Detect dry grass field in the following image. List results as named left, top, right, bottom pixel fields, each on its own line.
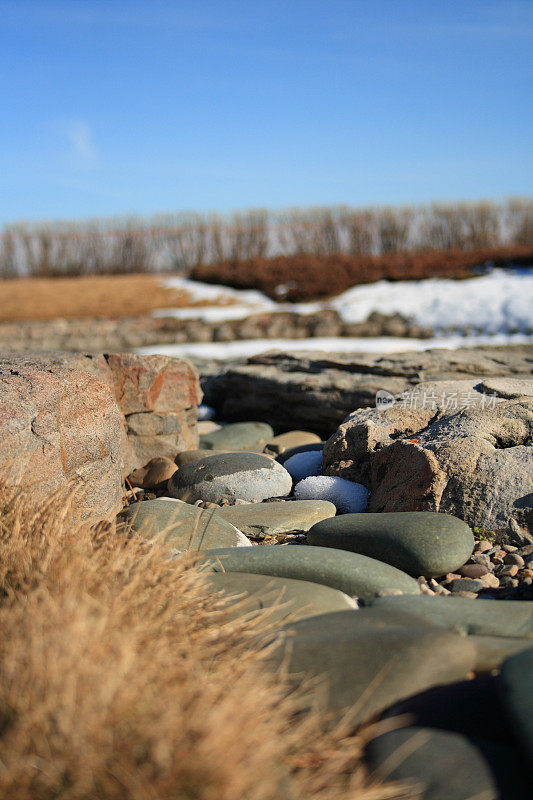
left=0, top=274, right=229, bottom=323
left=0, top=481, right=404, bottom=800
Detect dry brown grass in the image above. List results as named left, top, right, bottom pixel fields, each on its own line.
left=0, top=481, right=407, bottom=800
left=0, top=274, right=232, bottom=323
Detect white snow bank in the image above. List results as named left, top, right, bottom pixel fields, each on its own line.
left=157, top=269, right=533, bottom=335
left=283, top=451, right=323, bottom=481
left=329, top=268, right=533, bottom=334
left=294, top=476, right=370, bottom=513
left=136, top=332, right=533, bottom=361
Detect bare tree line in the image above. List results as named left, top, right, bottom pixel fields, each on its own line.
left=1, top=198, right=532, bottom=279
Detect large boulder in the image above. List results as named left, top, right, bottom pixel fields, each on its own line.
left=324, top=377, right=533, bottom=534
left=105, top=353, right=201, bottom=472
left=202, top=345, right=533, bottom=436
left=0, top=352, right=124, bottom=521
left=0, top=351, right=203, bottom=520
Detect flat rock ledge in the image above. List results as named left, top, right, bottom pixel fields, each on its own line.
left=202, top=344, right=533, bottom=436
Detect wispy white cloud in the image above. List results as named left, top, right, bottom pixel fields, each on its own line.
left=64, top=120, right=98, bottom=166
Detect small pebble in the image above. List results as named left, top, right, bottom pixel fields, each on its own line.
left=457, top=564, right=489, bottom=578
left=503, top=553, right=525, bottom=567
left=470, top=553, right=492, bottom=567
left=496, top=565, right=519, bottom=578
left=446, top=578, right=484, bottom=594
left=479, top=573, right=500, bottom=588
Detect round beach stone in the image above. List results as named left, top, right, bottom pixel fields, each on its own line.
left=118, top=498, right=251, bottom=550
left=470, top=635, right=533, bottom=673
left=127, top=456, right=177, bottom=489
left=283, top=450, right=323, bottom=481
left=214, top=499, right=336, bottom=540
left=203, top=572, right=357, bottom=625
left=278, top=442, right=324, bottom=465
left=194, top=544, right=421, bottom=601
left=267, top=608, right=475, bottom=726
left=294, top=476, right=370, bottom=513
left=168, top=452, right=292, bottom=504
left=175, top=448, right=229, bottom=467
left=265, top=430, right=321, bottom=455
left=500, top=648, right=533, bottom=762
left=197, top=420, right=222, bottom=435
left=371, top=595, right=533, bottom=638
left=199, top=421, right=274, bottom=451
left=365, top=727, right=528, bottom=800
left=307, top=512, right=474, bottom=578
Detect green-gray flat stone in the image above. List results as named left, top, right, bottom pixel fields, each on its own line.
left=200, top=422, right=274, bottom=451
left=193, top=545, right=420, bottom=601
left=167, top=452, right=292, bottom=504
left=214, top=500, right=336, bottom=540
left=372, top=595, right=533, bottom=638
left=470, top=635, right=533, bottom=673
left=118, top=498, right=251, bottom=550
left=307, top=512, right=474, bottom=578
left=365, top=727, right=528, bottom=800
left=500, top=649, right=533, bottom=762
left=202, top=572, right=357, bottom=625
left=267, top=608, right=475, bottom=726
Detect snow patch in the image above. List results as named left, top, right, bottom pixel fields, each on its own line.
left=198, top=404, right=216, bottom=421
left=136, top=332, right=533, bottom=361
left=161, top=276, right=276, bottom=308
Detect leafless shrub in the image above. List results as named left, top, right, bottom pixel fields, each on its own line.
left=375, top=207, right=414, bottom=254
left=507, top=197, right=533, bottom=245
left=462, top=201, right=501, bottom=248
left=1, top=200, right=531, bottom=279
left=346, top=210, right=377, bottom=255
left=0, top=226, right=18, bottom=278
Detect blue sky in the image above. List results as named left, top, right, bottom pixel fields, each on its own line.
left=1, top=0, right=532, bottom=224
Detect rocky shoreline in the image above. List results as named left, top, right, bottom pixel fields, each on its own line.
left=120, top=413, right=533, bottom=795
left=1, top=344, right=532, bottom=797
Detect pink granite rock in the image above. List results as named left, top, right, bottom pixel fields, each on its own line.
left=0, top=353, right=124, bottom=521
